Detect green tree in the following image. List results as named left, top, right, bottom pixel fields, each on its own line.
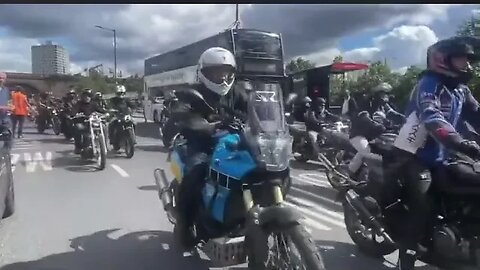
left=286, top=57, right=315, bottom=74
left=329, top=55, right=349, bottom=103
left=333, top=55, right=343, bottom=63
left=351, top=61, right=396, bottom=93
left=456, top=16, right=480, bottom=99
left=392, top=65, right=423, bottom=109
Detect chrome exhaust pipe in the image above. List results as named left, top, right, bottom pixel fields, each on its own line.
left=345, top=189, right=395, bottom=245
left=153, top=168, right=173, bottom=211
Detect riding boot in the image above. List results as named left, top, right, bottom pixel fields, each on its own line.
left=398, top=248, right=416, bottom=270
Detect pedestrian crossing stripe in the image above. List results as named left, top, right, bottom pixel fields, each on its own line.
left=11, top=152, right=53, bottom=172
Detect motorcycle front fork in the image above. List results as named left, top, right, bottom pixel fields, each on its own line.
left=242, top=186, right=284, bottom=211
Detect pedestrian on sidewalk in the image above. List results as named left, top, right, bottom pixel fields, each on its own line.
left=11, top=85, right=31, bottom=139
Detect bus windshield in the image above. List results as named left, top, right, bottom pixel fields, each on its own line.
left=235, top=30, right=282, bottom=60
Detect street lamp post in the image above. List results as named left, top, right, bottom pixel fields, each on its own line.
left=95, top=25, right=117, bottom=83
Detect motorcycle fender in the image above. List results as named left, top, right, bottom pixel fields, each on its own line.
left=245, top=205, right=302, bottom=262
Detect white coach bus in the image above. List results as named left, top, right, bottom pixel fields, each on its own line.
left=143, top=28, right=286, bottom=123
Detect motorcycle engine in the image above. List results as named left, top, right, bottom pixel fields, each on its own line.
left=433, top=224, right=470, bottom=261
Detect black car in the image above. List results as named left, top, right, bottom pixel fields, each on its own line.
left=0, top=129, right=14, bottom=220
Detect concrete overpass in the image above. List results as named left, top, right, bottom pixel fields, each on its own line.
left=4, top=72, right=79, bottom=96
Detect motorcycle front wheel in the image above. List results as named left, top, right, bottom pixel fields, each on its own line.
left=96, top=134, right=107, bottom=170
left=36, top=119, right=46, bottom=134
left=52, top=117, right=61, bottom=135
left=124, top=129, right=135, bottom=159
left=247, top=223, right=325, bottom=270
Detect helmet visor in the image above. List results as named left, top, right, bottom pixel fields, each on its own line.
left=201, top=65, right=235, bottom=85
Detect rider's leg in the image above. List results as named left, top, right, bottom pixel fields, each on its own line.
left=396, top=160, right=433, bottom=270
left=108, top=119, right=115, bottom=145
left=348, top=135, right=370, bottom=177
left=175, top=151, right=209, bottom=250
left=307, top=130, right=321, bottom=157
left=73, top=123, right=83, bottom=154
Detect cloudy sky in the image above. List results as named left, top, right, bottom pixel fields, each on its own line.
left=0, top=4, right=478, bottom=76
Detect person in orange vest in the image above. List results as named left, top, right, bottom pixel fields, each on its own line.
left=11, top=85, right=31, bottom=139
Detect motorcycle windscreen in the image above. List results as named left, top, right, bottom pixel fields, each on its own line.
left=244, top=81, right=292, bottom=172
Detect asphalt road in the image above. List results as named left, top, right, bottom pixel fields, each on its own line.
left=0, top=116, right=435, bottom=270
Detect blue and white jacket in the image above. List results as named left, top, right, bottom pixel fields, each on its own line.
left=394, top=71, right=480, bottom=167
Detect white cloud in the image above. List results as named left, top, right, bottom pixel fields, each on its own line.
left=343, top=25, right=438, bottom=70
left=69, top=62, right=84, bottom=75
left=0, top=37, right=40, bottom=73
left=299, top=48, right=342, bottom=67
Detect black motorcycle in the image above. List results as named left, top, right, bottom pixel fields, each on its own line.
left=159, top=97, right=180, bottom=148
left=109, top=109, right=136, bottom=158
left=323, top=126, right=480, bottom=269
left=59, top=107, right=75, bottom=140
left=36, top=103, right=61, bottom=135
left=289, top=121, right=354, bottom=166
left=73, top=112, right=108, bottom=170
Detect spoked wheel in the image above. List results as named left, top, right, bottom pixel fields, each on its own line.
left=247, top=224, right=325, bottom=270
left=96, top=134, right=107, bottom=170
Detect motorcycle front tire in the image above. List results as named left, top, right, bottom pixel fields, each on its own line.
left=98, top=134, right=107, bottom=170
left=247, top=223, right=325, bottom=270
left=37, top=121, right=46, bottom=134
left=124, top=129, right=135, bottom=159
left=53, top=118, right=61, bottom=135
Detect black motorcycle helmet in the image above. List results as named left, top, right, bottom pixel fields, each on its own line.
left=372, top=82, right=393, bottom=105
left=80, top=88, right=93, bottom=102
left=302, top=96, right=312, bottom=109
left=427, top=36, right=479, bottom=84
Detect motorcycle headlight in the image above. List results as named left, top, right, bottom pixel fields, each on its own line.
left=256, top=133, right=293, bottom=172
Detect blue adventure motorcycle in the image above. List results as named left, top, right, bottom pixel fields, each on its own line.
left=154, top=83, right=326, bottom=269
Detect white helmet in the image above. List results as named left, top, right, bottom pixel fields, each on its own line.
left=116, top=85, right=126, bottom=96
left=197, top=47, right=236, bottom=96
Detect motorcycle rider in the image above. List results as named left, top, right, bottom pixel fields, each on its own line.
left=304, top=97, right=343, bottom=157
left=385, top=37, right=480, bottom=270
left=71, top=88, right=107, bottom=154
left=369, top=82, right=406, bottom=128
left=62, top=89, right=77, bottom=110
left=93, top=91, right=107, bottom=109
left=172, top=47, right=237, bottom=251
left=108, top=85, right=135, bottom=149
left=347, top=90, right=387, bottom=179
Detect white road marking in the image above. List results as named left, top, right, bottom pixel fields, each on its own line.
left=298, top=216, right=331, bottom=231
left=11, top=153, right=20, bottom=172
left=299, top=173, right=329, bottom=184
left=24, top=152, right=53, bottom=172
left=292, top=175, right=330, bottom=188
left=290, top=185, right=340, bottom=206
left=290, top=196, right=344, bottom=220
left=284, top=200, right=346, bottom=229
left=110, top=164, right=130, bottom=178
